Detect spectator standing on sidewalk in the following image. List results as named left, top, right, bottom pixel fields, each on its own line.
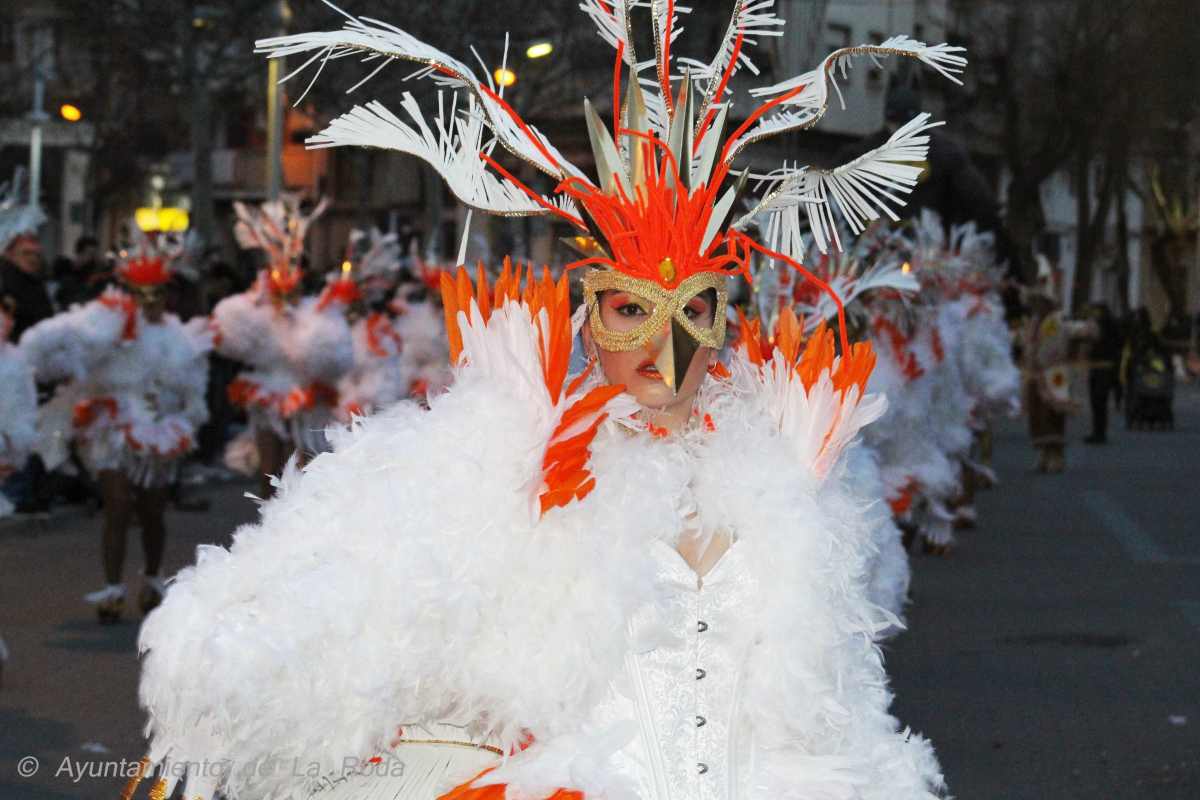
left=0, top=233, right=52, bottom=339
left=1085, top=302, right=1121, bottom=444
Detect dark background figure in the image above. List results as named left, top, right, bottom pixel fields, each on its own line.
left=165, top=263, right=205, bottom=321
left=1122, top=307, right=1162, bottom=382
left=1159, top=310, right=1192, bottom=379
left=841, top=84, right=1021, bottom=317
left=1085, top=302, right=1120, bottom=444
left=874, top=86, right=1004, bottom=236
left=195, top=254, right=246, bottom=466
left=0, top=234, right=53, bottom=340
left=54, top=235, right=107, bottom=309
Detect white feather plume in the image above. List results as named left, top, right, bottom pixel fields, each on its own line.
left=724, top=36, right=966, bottom=161
left=682, top=0, right=784, bottom=126
left=310, top=94, right=578, bottom=219
left=735, top=114, right=943, bottom=253
left=258, top=6, right=585, bottom=182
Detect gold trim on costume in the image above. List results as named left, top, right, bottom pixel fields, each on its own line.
left=391, top=738, right=504, bottom=756
left=119, top=757, right=150, bottom=800
left=582, top=269, right=728, bottom=352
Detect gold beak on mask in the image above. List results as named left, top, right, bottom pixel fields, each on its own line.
left=583, top=268, right=727, bottom=395
left=649, top=316, right=705, bottom=393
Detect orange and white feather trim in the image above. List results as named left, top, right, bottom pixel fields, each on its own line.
left=735, top=307, right=885, bottom=479
left=441, top=261, right=636, bottom=519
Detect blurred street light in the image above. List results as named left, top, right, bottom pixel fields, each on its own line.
left=135, top=207, right=190, bottom=233
left=494, top=67, right=517, bottom=88
left=60, top=104, right=82, bottom=123
left=526, top=41, right=553, bottom=59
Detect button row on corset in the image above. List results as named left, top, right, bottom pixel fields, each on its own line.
left=697, top=618, right=709, bottom=777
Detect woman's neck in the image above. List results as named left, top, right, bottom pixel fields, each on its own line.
left=642, top=390, right=704, bottom=433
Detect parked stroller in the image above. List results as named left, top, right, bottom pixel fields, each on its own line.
left=1124, top=345, right=1175, bottom=429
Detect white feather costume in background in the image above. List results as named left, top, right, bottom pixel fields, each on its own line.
left=19, top=289, right=212, bottom=487
left=0, top=172, right=43, bottom=671
left=906, top=213, right=1018, bottom=425
left=218, top=195, right=354, bottom=460
left=331, top=229, right=412, bottom=421
left=847, top=210, right=1018, bottom=547
left=958, top=293, right=1019, bottom=424
left=216, top=284, right=355, bottom=458
left=861, top=303, right=958, bottom=523
left=906, top=316, right=972, bottom=547
left=336, top=311, right=407, bottom=420
left=136, top=271, right=942, bottom=800
left=0, top=328, right=37, bottom=517
left=393, top=285, right=452, bottom=401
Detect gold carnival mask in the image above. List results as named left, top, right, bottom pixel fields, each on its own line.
left=583, top=266, right=728, bottom=392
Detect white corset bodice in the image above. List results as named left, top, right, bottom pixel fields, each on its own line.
left=592, top=539, right=761, bottom=800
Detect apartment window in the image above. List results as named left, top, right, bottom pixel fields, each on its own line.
left=826, top=22, right=852, bottom=53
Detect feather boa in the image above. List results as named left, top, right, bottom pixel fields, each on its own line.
left=139, top=352, right=941, bottom=800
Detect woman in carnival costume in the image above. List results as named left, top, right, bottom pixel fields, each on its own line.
left=330, top=228, right=412, bottom=422
left=825, top=214, right=980, bottom=557
left=214, top=194, right=354, bottom=496
left=20, top=231, right=213, bottom=621
left=0, top=173, right=42, bottom=520
left=0, top=303, right=37, bottom=685
left=0, top=305, right=37, bottom=515
left=132, top=2, right=967, bottom=798
left=906, top=211, right=1020, bottom=529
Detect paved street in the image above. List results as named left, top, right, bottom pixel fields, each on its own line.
left=890, top=387, right=1200, bottom=798
left=2, top=390, right=1199, bottom=799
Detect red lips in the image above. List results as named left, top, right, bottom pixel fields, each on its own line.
left=636, top=358, right=661, bottom=379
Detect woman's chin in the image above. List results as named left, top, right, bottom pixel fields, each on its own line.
left=626, top=379, right=685, bottom=410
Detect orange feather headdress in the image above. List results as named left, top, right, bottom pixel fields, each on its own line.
left=259, top=1, right=965, bottom=378
left=115, top=227, right=185, bottom=295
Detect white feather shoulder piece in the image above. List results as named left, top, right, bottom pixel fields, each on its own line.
left=730, top=311, right=886, bottom=480
left=0, top=342, right=36, bottom=467
left=18, top=292, right=129, bottom=382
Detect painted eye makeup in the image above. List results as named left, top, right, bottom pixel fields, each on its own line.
left=683, top=298, right=710, bottom=320
left=606, top=293, right=651, bottom=318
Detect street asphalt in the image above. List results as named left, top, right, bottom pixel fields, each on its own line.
left=1, top=388, right=1198, bottom=799
left=889, top=386, right=1200, bottom=799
